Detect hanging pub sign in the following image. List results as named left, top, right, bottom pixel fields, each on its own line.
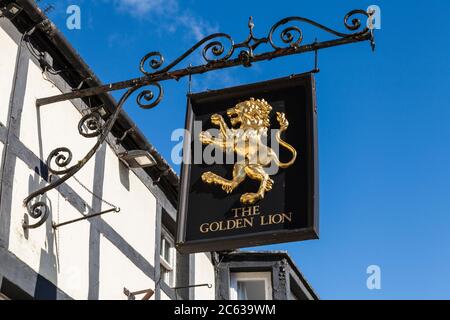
left=176, top=73, right=319, bottom=253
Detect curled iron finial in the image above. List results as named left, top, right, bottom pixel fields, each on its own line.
left=78, top=108, right=104, bottom=138
left=23, top=201, right=49, bottom=229
left=248, top=16, right=255, bottom=36
left=344, top=9, right=366, bottom=31
left=46, top=147, right=73, bottom=175
left=136, top=82, right=164, bottom=109
left=201, top=34, right=235, bottom=63
left=140, top=52, right=165, bottom=75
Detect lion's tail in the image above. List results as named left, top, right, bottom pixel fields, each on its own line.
left=275, top=112, right=297, bottom=169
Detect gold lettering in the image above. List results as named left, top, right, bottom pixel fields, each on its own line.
left=200, top=223, right=209, bottom=233
left=232, top=205, right=261, bottom=218
left=227, top=219, right=236, bottom=230
left=209, top=222, right=220, bottom=232
left=243, top=217, right=254, bottom=228
left=232, top=208, right=241, bottom=219
left=260, top=212, right=293, bottom=226
left=199, top=211, right=264, bottom=233
left=282, top=213, right=292, bottom=223
left=272, top=214, right=283, bottom=224
left=260, top=215, right=269, bottom=225
left=242, top=206, right=252, bottom=217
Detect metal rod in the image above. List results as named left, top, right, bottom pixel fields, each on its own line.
left=52, top=207, right=120, bottom=229
left=123, top=287, right=154, bottom=300
left=129, top=289, right=154, bottom=296
left=36, top=33, right=370, bottom=107
left=172, top=283, right=213, bottom=290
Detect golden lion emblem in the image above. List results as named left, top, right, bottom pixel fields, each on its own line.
left=199, top=98, right=297, bottom=205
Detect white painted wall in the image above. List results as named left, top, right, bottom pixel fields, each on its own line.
left=0, top=27, right=17, bottom=126
left=98, top=235, right=155, bottom=300
left=160, top=290, right=171, bottom=300
left=0, top=26, right=17, bottom=172
left=194, top=253, right=215, bottom=300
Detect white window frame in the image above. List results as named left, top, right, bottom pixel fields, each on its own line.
left=160, top=229, right=176, bottom=287
left=229, top=272, right=273, bottom=300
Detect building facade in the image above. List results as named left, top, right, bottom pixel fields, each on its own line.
left=0, top=0, right=317, bottom=300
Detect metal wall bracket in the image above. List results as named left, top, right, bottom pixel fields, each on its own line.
left=23, top=9, right=376, bottom=230
left=172, top=283, right=213, bottom=291
left=51, top=207, right=120, bottom=229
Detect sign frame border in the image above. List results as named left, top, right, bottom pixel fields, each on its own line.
left=177, top=73, right=319, bottom=253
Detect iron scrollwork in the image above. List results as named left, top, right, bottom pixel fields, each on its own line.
left=23, top=9, right=375, bottom=229
left=78, top=107, right=104, bottom=138
left=139, top=9, right=374, bottom=76
left=136, top=82, right=164, bottom=109
left=23, top=85, right=147, bottom=229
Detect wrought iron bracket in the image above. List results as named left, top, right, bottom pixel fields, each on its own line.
left=51, top=207, right=120, bottom=229
left=23, top=10, right=376, bottom=230
left=172, top=283, right=213, bottom=291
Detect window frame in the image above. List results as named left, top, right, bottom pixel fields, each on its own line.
left=160, top=227, right=176, bottom=287
left=229, top=271, right=273, bottom=300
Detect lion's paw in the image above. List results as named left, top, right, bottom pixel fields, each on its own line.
left=199, top=131, right=212, bottom=144
left=265, top=179, right=274, bottom=191
left=211, top=114, right=223, bottom=126
left=201, top=172, right=216, bottom=184
left=240, top=193, right=260, bottom=205
left=222, top=183, right=235, bottom=194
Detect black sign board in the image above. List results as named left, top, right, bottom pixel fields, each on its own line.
left=177, top=73, right=319, bottom=253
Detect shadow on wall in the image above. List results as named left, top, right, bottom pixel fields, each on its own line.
left=119, top=159, right=130, bottom=191
left=28, top=166, right=58, bottom=300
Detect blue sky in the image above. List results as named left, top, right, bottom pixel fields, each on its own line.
left=43, top=0, right=450, bottom=299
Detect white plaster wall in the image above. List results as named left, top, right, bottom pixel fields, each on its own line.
left=6, top=57, right=159, bottom=299
left=194, top=253, right=215, bottom=300
left=98, top=235, right=155, bottom=300
left=100, top=147, right=156, bottom=267
left=8, top=61, right=99, bottom=299
left=160, top=290, right=171, bottom=300
left=20, top=62, right=93, bottom=163
left=0, top=27, right=17, bottom=126
left=7, top=157, right=61, bottom=284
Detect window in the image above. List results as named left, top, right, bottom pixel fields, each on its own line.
left=230, top=272, right=272, bottom=300
left=160, top=231, right=176, bottom=287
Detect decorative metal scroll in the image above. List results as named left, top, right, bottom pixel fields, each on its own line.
left=23, top=10, right=375, bottom=229
left=23, top=85, right=159, bottom=229
left=140, top=9, right=374, bottom=76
